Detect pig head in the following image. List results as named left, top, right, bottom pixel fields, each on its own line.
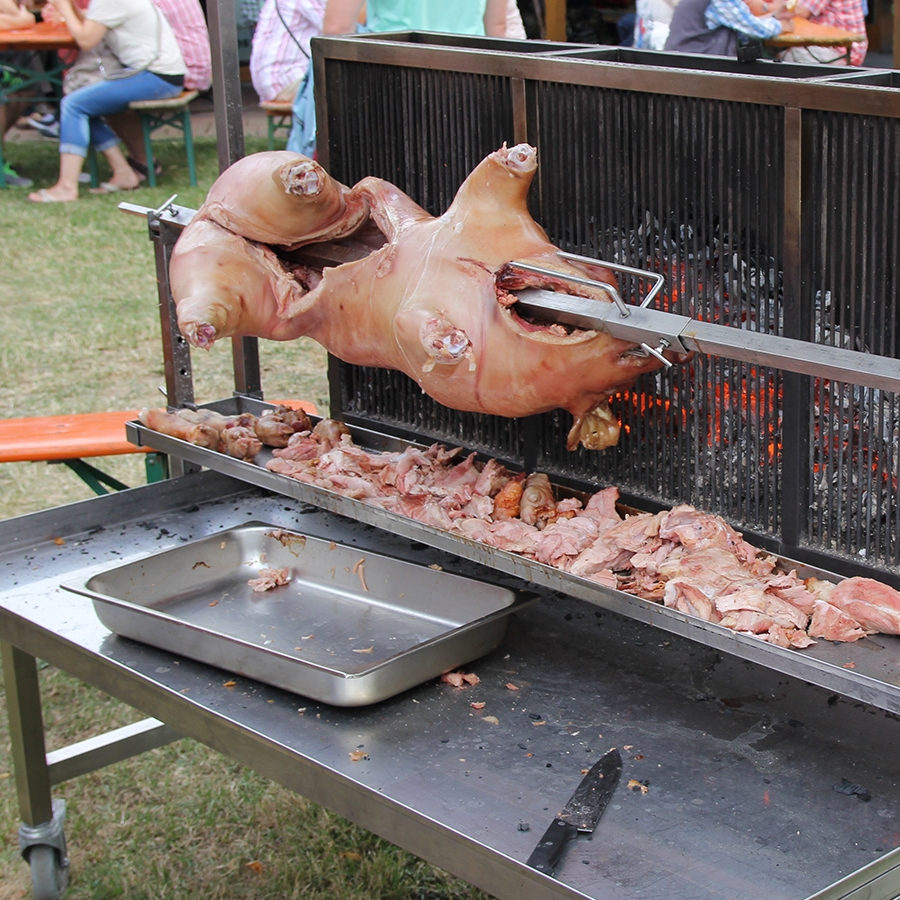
left=170, top=145, right=685, bottom=451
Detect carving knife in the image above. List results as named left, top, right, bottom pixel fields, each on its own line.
left=526, top=747, right=623, bottom=877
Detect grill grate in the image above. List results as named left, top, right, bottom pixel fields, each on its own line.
left=526, top=84, right=785, bottom=534
left=325, top=63, right=515, bottom=212
left=318, top=43, right=900, bottom=583
left=806, top=112, right=900, bottom=567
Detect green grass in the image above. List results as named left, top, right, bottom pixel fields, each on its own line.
left=0, top=136, right=488, bottom=899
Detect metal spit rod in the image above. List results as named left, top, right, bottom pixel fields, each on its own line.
left=121, top=201, right=900, bottom=393
left=510, top=266, right=900, bottom=394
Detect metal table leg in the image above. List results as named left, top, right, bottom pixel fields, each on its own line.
left=2, top=640, right=70, bottom=899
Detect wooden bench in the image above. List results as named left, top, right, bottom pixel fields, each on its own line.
left=0, top=411, right=164, bottom=495
left=0, top=401, right=320, bottom=496
left=259, top=99, right=293, bottom=150
left=128, top=90, right=200, bottom=187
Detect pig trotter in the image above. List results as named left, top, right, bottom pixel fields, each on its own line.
left=567, top=402, right=621, bottom=452
left=186, top=322, right=218, bottom=350
left=281, top=159, right=327, bottom=197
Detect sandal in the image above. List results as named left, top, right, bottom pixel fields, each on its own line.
left=28, top=188, right=74, bottom=203
left=89, top=181, right=140, bottom=195
left=126, top=156, right=163, bottom=179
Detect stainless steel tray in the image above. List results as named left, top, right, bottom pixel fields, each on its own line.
left=63, top=523, right=533, bottom=706
left=126, top=398, right=900, bottom=715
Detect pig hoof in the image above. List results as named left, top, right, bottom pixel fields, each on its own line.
left=183, top=322, right=218, bottom=349
left=496, top=143, right=537, bottom=174
left=281, top=160, right=325, bottom=198
left=567, top=403, right=620, bottom=451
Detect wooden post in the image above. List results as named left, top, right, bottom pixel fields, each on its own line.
left=894, top=0, right=899, bottom=67
left=545, top=0, right=567, bottom=42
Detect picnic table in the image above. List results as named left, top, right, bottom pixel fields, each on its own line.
left=0, top=20, right=75, bottom=186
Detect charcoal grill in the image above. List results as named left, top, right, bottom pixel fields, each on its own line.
left=309, top=35, right=900, bottom=587
left=5, top=24, right=900, bottom=900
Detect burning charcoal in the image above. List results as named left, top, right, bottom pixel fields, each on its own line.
left=833, top=779, right=871, bottom=802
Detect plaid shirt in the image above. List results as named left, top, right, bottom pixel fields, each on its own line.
left=705, top=0, right=783, bottom=39
left=801, top=0, right=867, bottom=65
left=249, top=0, right=325, bottom=103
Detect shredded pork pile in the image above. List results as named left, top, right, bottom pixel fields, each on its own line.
left=259, top=420, right=900, bottom=650
left=140, top=409, right=900, bottom=649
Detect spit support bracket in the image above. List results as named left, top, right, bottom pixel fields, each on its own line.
left=118, top=200, right=196, bottom=234
left=510, top=255, right=900, bottom=394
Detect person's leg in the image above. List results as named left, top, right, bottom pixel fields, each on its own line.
left=27, top=151, right=83, bottom=201
left=103, top=109, right=149, bottom=175
left=27, top=90, right=89, bottom=200
left=273, top=77, right=301, bottom=103
left=30, top=73, right=181, bottom=199
left=85, top=74, right=181, bottom=184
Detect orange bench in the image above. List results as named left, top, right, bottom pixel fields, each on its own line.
left=0, top=411, right=163, bottom=495
left=0, top=401, right=319, bottom=495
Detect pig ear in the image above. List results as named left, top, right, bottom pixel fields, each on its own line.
left=567, top=402, right=621, bottom=451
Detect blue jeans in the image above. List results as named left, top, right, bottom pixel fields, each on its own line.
left=59, top=71, right=182, bottom=157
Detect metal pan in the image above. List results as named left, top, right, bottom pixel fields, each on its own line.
left=63, top=523, right=535, bottom=706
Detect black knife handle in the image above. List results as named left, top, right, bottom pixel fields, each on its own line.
left=526, top=817, right=579, bottom=875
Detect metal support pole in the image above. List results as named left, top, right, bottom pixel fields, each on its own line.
left=780, top=106, right=812, bottom=550
left=205, top=0, right=263, bottom=397
left=147, top=202, right=201, bottom=477
left=205, top=0, right=244, bottom=173
left=2, top=641, right=53, bottom=827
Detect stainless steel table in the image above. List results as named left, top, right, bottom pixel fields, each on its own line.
left=3, top=470, right=900, bottom=900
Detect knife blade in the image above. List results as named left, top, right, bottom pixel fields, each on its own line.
left=526, top=747, right=622, bottom=876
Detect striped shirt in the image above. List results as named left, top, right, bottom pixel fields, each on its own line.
left=250, top=0, right=325, bottom=103
left=800, top=0, right=867, bottom=65
left=154, top=0, right=211, bottom=90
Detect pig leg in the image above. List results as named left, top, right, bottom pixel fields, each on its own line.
left=171, top=218, right=316, bottom=349
left=567, top=402, right=621, bottom=452
left=199, top=151, right=370, bottom=248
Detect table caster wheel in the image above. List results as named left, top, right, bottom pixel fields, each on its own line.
left=28, top=844, right=69, bottom=900
left=19, top=799, right=70, bottom=900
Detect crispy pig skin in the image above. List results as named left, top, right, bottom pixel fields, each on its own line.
left=137, top=408, right=219, bottom=449
left=171, top=145, right=688, bottom=450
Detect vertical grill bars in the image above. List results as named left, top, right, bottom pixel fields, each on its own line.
left=806, top=111, right=900, bottom=568
left=526, top=83, right=784, bottom=536
left=319, top=44, right=900, bottom=581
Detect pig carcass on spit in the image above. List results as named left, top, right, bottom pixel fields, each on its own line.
left=170, top=146, right=687, bottom=451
